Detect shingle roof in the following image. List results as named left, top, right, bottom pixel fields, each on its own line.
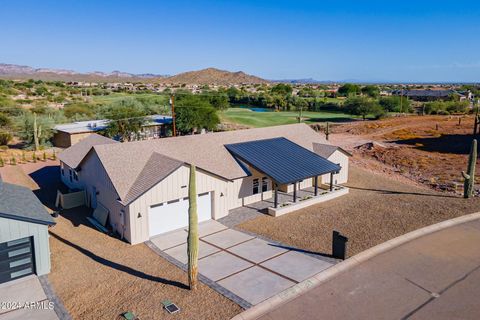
left=0, top=177, right=55, bottom=225
left=122, top=152, right=184, bottom=204
left=93, top=123, right=331, bottom=201
left=58, top=133, right=118, bottom=169
left=313, top=143, right=353, bottom=158
left=225, top=138, right=341, bottom=184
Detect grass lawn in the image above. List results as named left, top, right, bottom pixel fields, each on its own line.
left=220, top=107, right=356, bottom=128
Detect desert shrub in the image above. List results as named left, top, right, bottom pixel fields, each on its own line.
left=424, top=101, right=469, bottom=115
left=0, top=131, right=12, bottom=145
left=63, top=102, right=96, bottom=119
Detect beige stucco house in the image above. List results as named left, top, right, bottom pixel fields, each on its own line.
left=59, top=123, right=350, bottom=245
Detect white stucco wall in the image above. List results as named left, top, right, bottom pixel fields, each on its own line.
left=321, top=150, right=349, bottom=185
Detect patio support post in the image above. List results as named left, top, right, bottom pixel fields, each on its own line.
left=314, top=176, right=318, bottom=196
left=330, top=172, right=334, bottom=191
left=274, top=183, right=278, bottom=208
left=293, top=182, right=297, bottom=202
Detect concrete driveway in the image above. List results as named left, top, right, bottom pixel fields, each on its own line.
left=0, top=275, right=58, bottom=320
left=149, top=220, right=336, bottom=306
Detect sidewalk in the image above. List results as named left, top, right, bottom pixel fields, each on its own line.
left=253, top=218, right=480, bottom=320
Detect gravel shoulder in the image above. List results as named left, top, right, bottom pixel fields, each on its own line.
left=237, top=165, right=480, bottom=257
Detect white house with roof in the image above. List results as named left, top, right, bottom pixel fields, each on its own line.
left=58, top=123, right=350, bottom=245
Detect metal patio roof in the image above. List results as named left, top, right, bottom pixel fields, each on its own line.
left=225, top=137, right=341, bottom=185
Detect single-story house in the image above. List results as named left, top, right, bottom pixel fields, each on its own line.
left=391, top=89, right=467, bottom=102
left=58, top=123, right=350, bottom=245
left=53, top=115, right=173, bottom=148
left=0, top=176, right=55, bottom=284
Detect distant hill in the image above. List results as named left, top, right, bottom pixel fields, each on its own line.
left=0, top=63, right=268, bottom=85
left=0, top=63, right=167, bottom=82
left=161, top=67, right=268, bottom=85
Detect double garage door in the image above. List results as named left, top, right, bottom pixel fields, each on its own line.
left=148, top=192, right=212, bottom=237
left=0, top=237, right=35, bottom=284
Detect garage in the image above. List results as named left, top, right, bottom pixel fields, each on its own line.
left=0, top=237, right=35, bottom=284
left=0, top=177, right=56, bottom=284
left=149, top=192, right=212, bottom=237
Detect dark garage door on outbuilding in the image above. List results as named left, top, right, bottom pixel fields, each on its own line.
left=0, top=177, right=55, bottom=284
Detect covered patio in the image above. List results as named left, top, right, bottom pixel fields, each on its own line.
left=225, top=137, right=349, bottom=217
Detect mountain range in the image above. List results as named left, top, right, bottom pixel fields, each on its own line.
left=0, top=63, right=268, bottom=85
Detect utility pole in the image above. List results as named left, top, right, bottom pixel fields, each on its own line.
left=170, top=94, right=176, bottom=137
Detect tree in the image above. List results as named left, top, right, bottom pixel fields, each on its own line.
left=379, top=96, right=412, bottom=113
left=344, top=96, right=385, bottom=120
left=361, top=85, right=380, bottom=98
left=175, top=93, right=220, bottom=134
left=338, top=83, right=360, bottom=97
left=103, top=102, right=147, bottom=142
left=270, top=83, right=293, bottom=96
left=187, top=164, right=199, bottom=290
left=209, top=94, right=229, bottom=111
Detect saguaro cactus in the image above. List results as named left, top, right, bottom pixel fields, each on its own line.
left=33, top=113, right=42, bottom=151
left=462, top=139, right=477, bottom=198
left=325, top=122, right=330, bottom=140
left=187, top=164, right=199, bottom=290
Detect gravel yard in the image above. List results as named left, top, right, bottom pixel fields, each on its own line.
left=48, top=209, right=242, bottom=320
left=0, top=162, right=242, bottom=320
left=237, top=165, right=480, bottom=257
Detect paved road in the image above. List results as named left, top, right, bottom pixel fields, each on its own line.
left=258, top=219, right=480, bottom=320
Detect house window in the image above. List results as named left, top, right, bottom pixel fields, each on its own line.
left=60, top=163, right=64, bottom=176
left=253, top=178, right=259, bottom=194
left=73, top=171, right=78, bottom=181
left=69, top=169, right=73, bottom=182
left=262, top=177, right=268, bottom=192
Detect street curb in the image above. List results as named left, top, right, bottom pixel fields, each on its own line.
left=231, top=211, right=480, bottom=320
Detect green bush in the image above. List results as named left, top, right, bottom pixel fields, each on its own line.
left=0, top=131, right=12, bottom=146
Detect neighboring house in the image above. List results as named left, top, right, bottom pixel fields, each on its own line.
left=58, top=123, right=350, bottom=245
left=391, top=89, right=467, bottom=102
left=0, top=176, right=55, bottom=284
left=53, top=115, right=173, bottom=148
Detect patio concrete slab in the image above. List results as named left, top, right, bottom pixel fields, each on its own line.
left=164, top=241, right=221, bottom=264
left=218, top=266, right=295, bottom=305
left=150, top=229, right=187, bottom=250
left=202, top=229, right=255, bottom=249
left=228, top=238, right=288, bottom=263
left=261, top=251, right=333, bottom=282
left=198, top=251, right=253, bottom=281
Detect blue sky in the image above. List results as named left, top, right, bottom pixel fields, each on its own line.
left=1, top=0, right=479, bottom=82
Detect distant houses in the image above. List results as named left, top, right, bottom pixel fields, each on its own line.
left=391, top=89, right=472, bottom=102
left=53, top=114, right=172, bottom=147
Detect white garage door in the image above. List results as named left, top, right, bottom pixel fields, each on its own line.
left=148, top=192, right=212, bottom=237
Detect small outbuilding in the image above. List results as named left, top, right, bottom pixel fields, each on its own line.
left=0, top=177, right=55, bottom=284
